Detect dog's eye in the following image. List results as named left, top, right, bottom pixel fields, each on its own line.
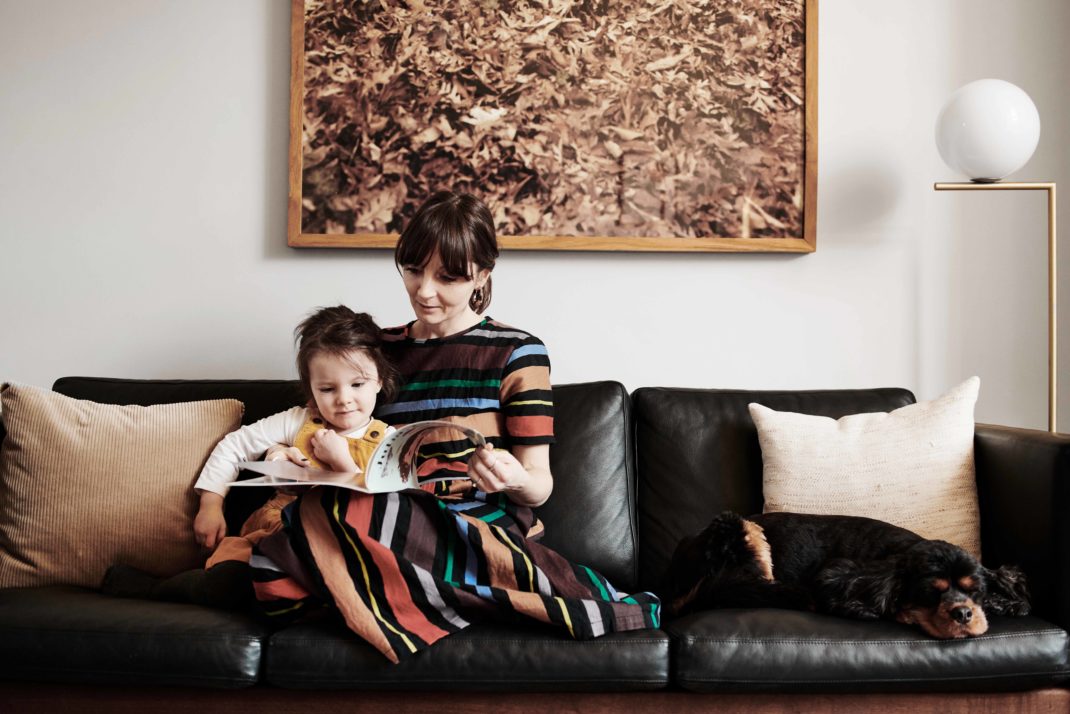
left=930, top=578, right=950, bottom=594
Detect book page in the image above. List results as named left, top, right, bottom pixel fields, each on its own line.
left=363, top=420, right=486, bottom=492
left=227, top=420, right=485, bottom=493
left=230, top=460, right=372, bottom=491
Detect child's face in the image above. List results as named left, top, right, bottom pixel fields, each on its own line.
left=308, top=349, right=381, bottom=432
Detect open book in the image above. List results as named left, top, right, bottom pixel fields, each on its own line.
left=229, top=420, right=485, bottom=493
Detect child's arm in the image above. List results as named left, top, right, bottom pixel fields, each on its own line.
left=193, top=491, right=227, bottom=549
left=193, top=407, right=308, bottom=544
left=194, top=407, right=308, bottom=495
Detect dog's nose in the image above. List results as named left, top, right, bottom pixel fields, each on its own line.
left=951, top=606, right=973, bottom=624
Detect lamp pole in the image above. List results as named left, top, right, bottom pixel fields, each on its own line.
left=934, top=182, right=1058, bottom=433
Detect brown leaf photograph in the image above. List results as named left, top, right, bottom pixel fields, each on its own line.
left=288, top=0, right=816, bottom=252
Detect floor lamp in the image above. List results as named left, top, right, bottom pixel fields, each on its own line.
left=932, top=182, right=1057, bottom=432
left=934, top=79, right=1058, bottom=432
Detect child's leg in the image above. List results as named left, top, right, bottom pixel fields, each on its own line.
left=102, top=561, right=253, bottom=610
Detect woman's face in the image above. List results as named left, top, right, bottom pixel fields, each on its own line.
left=401, top=251, right=489, bottom=338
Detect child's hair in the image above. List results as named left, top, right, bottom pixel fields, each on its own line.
left=394, top=190, right=499, bottom=313
left=294, top=306, right=399, bottom=404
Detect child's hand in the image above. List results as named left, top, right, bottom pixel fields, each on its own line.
left=194, top=492, right=227, bottom=550
left=265, top=445, right=310, bottom=466
left=310, top=429, right=358, bottom=472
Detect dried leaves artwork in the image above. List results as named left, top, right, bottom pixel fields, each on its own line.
left=299, top=0, right=806, bottom=241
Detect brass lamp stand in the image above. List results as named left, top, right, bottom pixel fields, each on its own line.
left=933, top=182, right=1058, bottom=432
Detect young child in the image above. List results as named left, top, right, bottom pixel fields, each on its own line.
left=102, top=305, right=398, bottom=607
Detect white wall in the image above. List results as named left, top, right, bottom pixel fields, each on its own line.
left=2, top=0, right=1067, bottom=431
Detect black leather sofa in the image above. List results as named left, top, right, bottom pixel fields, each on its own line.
left=1, top=377, right=1068, bottom=713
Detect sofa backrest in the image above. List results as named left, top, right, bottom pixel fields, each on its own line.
left=536, top=381, right=638, bottom=591
left=50, top=377, right=640, bottom=592
left=631, top=386, right=916, bottom=592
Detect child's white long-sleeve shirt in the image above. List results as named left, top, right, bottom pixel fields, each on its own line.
left=193, top=406, right=382, bottom=497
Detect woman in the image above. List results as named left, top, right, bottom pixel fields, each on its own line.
left=253, top=191, right=659, bottom=663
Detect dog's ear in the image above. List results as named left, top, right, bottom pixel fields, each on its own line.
left=981, top=565, right=1031, bottom=616
left=663, top=511, right=749, bottom=607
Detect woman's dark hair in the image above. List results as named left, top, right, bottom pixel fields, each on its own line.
left=294, top=305, right=399, bottom=404
left=394, top=191, right=499, bottom=313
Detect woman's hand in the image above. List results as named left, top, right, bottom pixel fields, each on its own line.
left=193, top=491, right=227, bottom=549
left=310, top=429, right=358, bottom=472
left=468, top=443, right=553, bottom=507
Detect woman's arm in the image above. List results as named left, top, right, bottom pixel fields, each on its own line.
left=468, top=443, right=553, bottom=508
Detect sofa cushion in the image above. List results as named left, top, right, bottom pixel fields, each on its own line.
left=265, top=616, right=669, bottom=691
left=752, top=376, right=981, bottom=557
left=536, top=381, right=637, bottom=590
left=0, top=383, right=242, bottom=588
left=52, top=377, right=307, bottom=537
left=633, top=387, right=915, bottom=591
left=668, top=609, right=1070, bottom=693
left=0, top=586, right=267, bottom=689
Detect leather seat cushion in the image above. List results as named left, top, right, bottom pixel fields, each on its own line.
left=668, top=609, right=1070, bottom=693
left=265, top=616, right=669, bottom=691
left=0, top=586, right=267, bottom=689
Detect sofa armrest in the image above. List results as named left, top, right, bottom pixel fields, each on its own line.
left=975, top=423, right=1070, bottom=628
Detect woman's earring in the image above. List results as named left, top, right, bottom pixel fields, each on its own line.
left=472, top=286, right=484, bottom=304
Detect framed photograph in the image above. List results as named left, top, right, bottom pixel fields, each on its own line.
left=288, top=0, right=817, bottom=253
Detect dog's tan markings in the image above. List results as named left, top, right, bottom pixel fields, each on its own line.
left=897, top=601, right=988, bottom=638
left=672, top=579, right=706, bottom=615
left=932, top=578, right=950, bottom=593
left=958, top=575, right=977, bottom=590
left=960, top=600, right=988, bottom=637
left=741, top=519, right=774, bottom=581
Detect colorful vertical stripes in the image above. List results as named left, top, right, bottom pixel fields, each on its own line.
left=251, top=487, right=661, bottom=662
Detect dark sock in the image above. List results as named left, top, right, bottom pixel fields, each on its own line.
left=152, top=561, right=254, bottom=610
left=101, top=564, right=161, bottom=599
left=101, top=562, right=253, bottom=610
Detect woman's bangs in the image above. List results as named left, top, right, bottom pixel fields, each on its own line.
left=435, top=219, right=474, bottom=278
left=397, top=214, right=473, bottom=278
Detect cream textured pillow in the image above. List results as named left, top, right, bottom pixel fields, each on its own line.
left=749, top=377, right=981, bottom=557
left=0, top=383, right=242, bottom=588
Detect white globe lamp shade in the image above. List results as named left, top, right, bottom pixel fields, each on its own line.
left=934, top=79, right=1040, bottom=182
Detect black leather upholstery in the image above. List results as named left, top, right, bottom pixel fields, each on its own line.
left=266, top=617, right=669, bottom=691
left=668, top=609, right=1069, bottom=693
left=52, top=376, right=305, bottom=425
left=536, top=381, right=637, bottom=590
left=975, top=423, right=1070, bottom=629
left=0, top=586, right=266, bottom=688
left=632, top=387, right=915, bottom=591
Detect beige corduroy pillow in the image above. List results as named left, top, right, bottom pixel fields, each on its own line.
left=749, top=377, right=981, bottom=557
left=0, top=383, right=242, bottom=588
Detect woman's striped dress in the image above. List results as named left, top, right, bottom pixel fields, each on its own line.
left=250, top=317, right=660, bottom=662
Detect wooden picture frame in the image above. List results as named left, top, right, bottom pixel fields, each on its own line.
left=288, top=0, right=817, bottom=253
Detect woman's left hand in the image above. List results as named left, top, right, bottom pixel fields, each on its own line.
left=468, top=443, right=528, bottom=495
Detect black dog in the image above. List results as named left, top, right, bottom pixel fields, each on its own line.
left=665, top=512, right=1031, bottom=638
